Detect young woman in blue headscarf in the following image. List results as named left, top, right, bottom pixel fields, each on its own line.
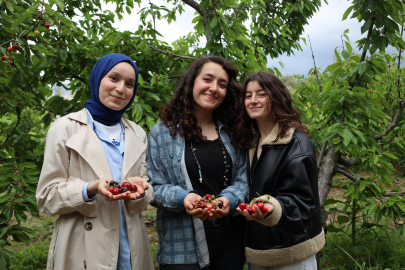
left=36, top=53, right=155, bottom=270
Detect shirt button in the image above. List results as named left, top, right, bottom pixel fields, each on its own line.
left=118, top=166, right=121, bottom=169
left=169, top=154, right=174, bottom=159
left=84, top=222, right=93, bottom=231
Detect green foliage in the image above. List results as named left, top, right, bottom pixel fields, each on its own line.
left=293, top=0, right=405, bottom=248
left=320, top=227, right=405, bottom=269
left=1, top=0, right=320, bottom=268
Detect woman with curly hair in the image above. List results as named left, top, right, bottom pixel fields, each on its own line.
left=236, top=71, right=324, bottom=270
left=147, top=56, right=248, bottom=269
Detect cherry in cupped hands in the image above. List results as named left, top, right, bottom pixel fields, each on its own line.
left=100, top=177, right=149, bottom=202
left=184, top=193, right=229, bottom=221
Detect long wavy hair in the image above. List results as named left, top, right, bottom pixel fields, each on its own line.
left=237, top=71, right=310, bottom=148
left=160, top=56, right=243, bottom=145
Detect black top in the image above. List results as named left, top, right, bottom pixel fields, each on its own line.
left=185, top=138, right=233, bottom=197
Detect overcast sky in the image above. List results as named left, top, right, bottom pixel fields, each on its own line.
left=104, top=0, right=401, bottom=76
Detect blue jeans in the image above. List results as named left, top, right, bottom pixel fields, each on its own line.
left=160, top=215, right=245, bottom=270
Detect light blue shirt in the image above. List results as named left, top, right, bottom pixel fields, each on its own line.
left=82, top=109, right=131, bottom=270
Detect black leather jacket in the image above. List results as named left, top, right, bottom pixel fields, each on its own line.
left=245, top=126, right=324, bottom=266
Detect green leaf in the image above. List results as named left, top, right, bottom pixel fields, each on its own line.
left=324, top=198, right=344, bottom=206
left=59, top=49, right=68, bottom=62
left=192, top=15, right=202, bottom=24
left=53, top=0, right=65, bottom=10
left=342, top=128, right=354, bottom=147
left=337, top=215, right=350, bottom=224
left=324, top=63, right=341, bottom=73
left=0, top=254, right=5, bottom=270
left=345, top=42, right=352, bottom=54
left=358, top=62, right=366, bottom=75
left=361, top=19, right=372, bottom=34
left=145, top=92, right=160, bottom=101
left=330, top=68, right=345, bottom=78
left=341, top=49, right=350, bottom=60
left=323, top=80, right=333, bottom=92
left=236, top=35, right=250, bottom=45
left=383, top=152, right=398, bottom=159
left=12, top=10, right=31, bottom=29
left=54, top=12, right=75, bottom=29
left=210, top=16, right=218, bottom=29
left=12, top=232, right=30, bottom=243
left=5, top=1, right=14, bottom=12
left=342, top=6, right=354, bottom=20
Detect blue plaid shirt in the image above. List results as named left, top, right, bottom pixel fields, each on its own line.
left=146, top=122, right=248, bottom=268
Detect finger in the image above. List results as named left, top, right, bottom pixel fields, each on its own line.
left=143, top=182, right=149, bottom=190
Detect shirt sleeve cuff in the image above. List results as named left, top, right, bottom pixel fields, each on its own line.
left=82, top=182, right=96, bottom=202
left=220, top=193, right=236, bottom=210
left=175, top=189, right=192, bottom=208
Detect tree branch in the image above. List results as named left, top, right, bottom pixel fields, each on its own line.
left=373, top=102, right=405, bottom=140
left=149, top=46, right=197, bottom=60
left=317, top=142, right=327, bottom=168
left=337, top=154, right=357, bottom=167
left=72, top=75, right=88, bottom=85
left=182, top=0, right=211, bottom=42
left=168, top=74, right=184, bottom=79
left=308, top=35, right=322, bottom=93
left=335, top=167, right=358, bottom=182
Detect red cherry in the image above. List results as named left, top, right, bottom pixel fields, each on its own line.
left=262, top=207, right=268, bottom=213
left=257, top=202, right=264, bottom=210
left=239, top=203, right=248, bottom=210
left=15, top=99, right=19, bottom=102
left=198, top=202, right=206, bottom=209
left=382, top=121, right=384, bottom=124
left=12, top=44, right=18, bottom=49
left=45, top=22, right=50, bottom=29
left=1, top=56, right=5, bottom=61
left=109, top=186, right=114, bottom=193
left=122, top=181, right=131, bottom=189
left=368, top=90, right=372, bottom=92
left=80, top=61, right=83, bottom=64
left=203, top=194, right=211, bottom=200
left=113, top=187, right=120, bottom=195
left=206, top=204, right=213, bottom=210
left=7, top=47, right=12, bottom=52
left=246, top=207, right=254, bottom=215
left=131, top=184, right=137, bottom=192
left=7, top=64, right=10, bottom=68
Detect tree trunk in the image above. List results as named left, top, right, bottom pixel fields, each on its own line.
left=318, top=145, right=338, bottom=208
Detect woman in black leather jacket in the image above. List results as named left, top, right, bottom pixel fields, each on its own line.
left=236, top=71, right=324, bottom=270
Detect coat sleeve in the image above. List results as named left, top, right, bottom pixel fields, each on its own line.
left=125, top=131, right=155, bottom=216
left=220, top=147, right=249, bottom=216
left=146, top=126, right=188, bottom=213
left=36, top=118, right=98, bottom=217
left=255, top=156, right=318, bottom=235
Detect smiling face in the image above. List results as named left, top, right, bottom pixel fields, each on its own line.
left=244, top=80, right=271, bottom=121
left=192, top=62, right=229, bottom=114
left=99, top=62, right=136, bottom=111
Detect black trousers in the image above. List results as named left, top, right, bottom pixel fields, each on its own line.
left=160, top=215, right=245, bottom=270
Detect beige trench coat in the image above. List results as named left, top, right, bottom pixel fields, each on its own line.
left=36, top=109, right=155, bottom=270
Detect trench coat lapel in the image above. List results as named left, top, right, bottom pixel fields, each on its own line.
left=121, top=121, right=146, bottom=179
left=65, top=110, right=113, bottom=180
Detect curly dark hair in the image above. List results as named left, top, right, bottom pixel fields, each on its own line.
left=236, top=71, right=310, bottom=148
left=160, top=56, right=243, bottom=145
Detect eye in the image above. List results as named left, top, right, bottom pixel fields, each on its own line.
left=110, top=76, right=117, bottom=81
left=203, top=78, right=211, bottom=82
left=245, top=94, right=252, bottom=98
left=219, top=84, right=227, bottom=89
left=259, top=93, right=267, bottom=97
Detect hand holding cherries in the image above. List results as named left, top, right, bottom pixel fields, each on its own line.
left=191, top=194, right=224, bottom=211
left=107, top=179, right=137, bottom=195
left=239, top=201, right=268, bottom=215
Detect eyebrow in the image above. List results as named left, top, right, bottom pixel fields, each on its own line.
left=246, top=88, right=265, bottom=93
left=109, top=71, right=136, bottom=82
left=203, top=73, right=228, bottom=84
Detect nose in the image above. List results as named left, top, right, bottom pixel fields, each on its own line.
left=209, top=81, right=218, bottom=92
left=251, top=93, right=258, bottom=103
left=116, top=81, right=125, bottom=93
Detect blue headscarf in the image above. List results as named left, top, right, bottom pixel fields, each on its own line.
left=84, top=53, right=139, bottom=125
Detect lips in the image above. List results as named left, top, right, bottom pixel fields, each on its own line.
left=204, top=93, right=217, bottom=100
left=249, top=107, right=261, bottom=110
left=111, top=95, right=124, bottom=101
